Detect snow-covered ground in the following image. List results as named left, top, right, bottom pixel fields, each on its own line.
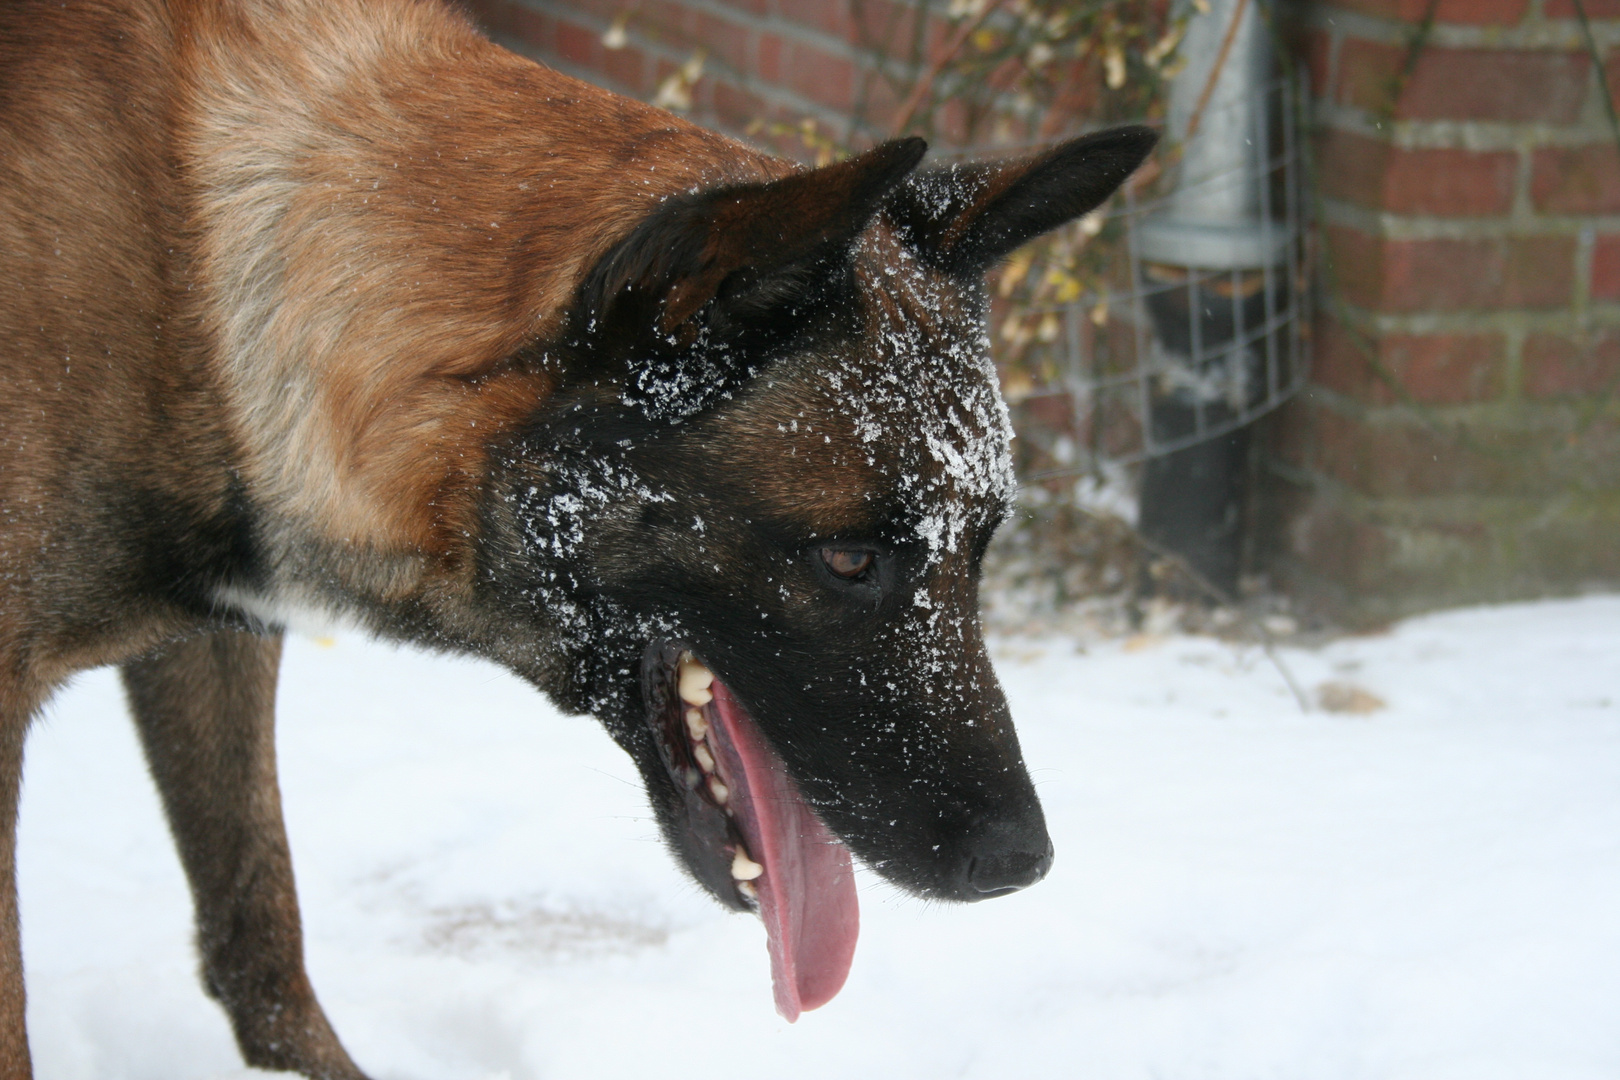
left=18, top=595, right=1620, bottom=1080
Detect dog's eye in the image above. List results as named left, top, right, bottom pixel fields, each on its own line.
left=821, top=548, right=874, bottom=579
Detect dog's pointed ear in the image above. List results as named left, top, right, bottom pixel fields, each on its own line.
left=582, top=137, right=928, bottom=340
left=892, top=125, right=1158, bottom=276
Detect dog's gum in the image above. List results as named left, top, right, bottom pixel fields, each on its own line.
left=684, top=706, right=709, bottom=741
left=678, top=658, right=714, bottom=706
left=693, top=743, right=715, bottom=774
left=731, top=847, right=764, bottom=881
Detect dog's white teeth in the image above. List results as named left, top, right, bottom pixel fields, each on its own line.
left=684, top=707, right=709, bottom=741
left=737, top=880, right=758, bottom=900
left=731, top=847, right=764, bottom=881
left=678, top=658, right=714, bottom=706
left=707, top=776, right=729, bottom=804
left=693, top=743, right=715, bottom=774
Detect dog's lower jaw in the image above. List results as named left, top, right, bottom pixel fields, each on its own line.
left=640, top=642, right=860, bottom=1020
left=641, top=642, right=753, bottom=912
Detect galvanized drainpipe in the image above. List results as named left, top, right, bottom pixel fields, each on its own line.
left=1134, top=0, right=1282, bottom=598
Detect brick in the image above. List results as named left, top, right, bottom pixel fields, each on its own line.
left=1325, top=0, right=1529, bottom=23
left=1524, top=332, right=1620, bottom=398
left=601, top=41, right=650, bottom=95
left=852, top=69, right=902, bottom=129
left=712, top=80, right=767, bottom=130
left=693, top=10, right=753, bottom=78
left=464, top=0, right=552, bottom=52
left=1336, top=38, right=1403, bottom=113
left=1386, top=147, right=1516, bottom=216
left=1313, top=408, right=1509, bottom=498
left=1512, top=496, right=1620, bottom=587
left=1381, top=333, right=1506, bottom=403
left=1291, top=487, right=1620, bottom=621
left=1316, top=398, right=1620, bottom=499
left=564, top=0, right=623, bottom=20
left=935, top=96, right=972, bottom=144
left=713, top=0, right=768, bottom=16
left=777, top=0, right=853, bottom=42
left=553, top=17, right=599, bottom=68
left=756, top=30, right=784, bottom=83
left=785, top=40, right=856, bottom=113
left=1282, top=488, right=1398, bottom=592
left=1403, top=49, right=1590, bottom=123
left=1338, top=40, right=1590, bottom=123
left=1318, top=129, right=1516, bottom=215
left=643, top=0, right=698, bottom=36
left=1531, top=145, right=1620, bottom=215
left=1314, top=317, right=1505, bottom=404
left=1312, top=317, right=1381, bottom=401
left=1546, top=0, right=1620, bottom=15
left=1304, top=29, right=1333, bottom=101
left=1593, top=235, right=1620, bottom=301
left=1326, top=226, right=1575, bottom=312
left=854, top=0, right=918, bottom=55
left=1325, top=225, right=1385, bottom=308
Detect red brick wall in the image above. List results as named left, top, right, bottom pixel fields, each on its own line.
left=1265, top=0, right=1620, bottom=621
left=463, top=0, right=944, bottom=152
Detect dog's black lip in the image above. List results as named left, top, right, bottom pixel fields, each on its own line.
left=640, top=639, right=754, bottom=912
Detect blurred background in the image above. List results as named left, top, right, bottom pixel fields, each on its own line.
left=458, top=0, right=1620, bottom=638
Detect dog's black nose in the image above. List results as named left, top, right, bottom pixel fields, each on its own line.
left=969, top=847, right=1052, bottom=896
left=961, top=815, right=1054, bottom=899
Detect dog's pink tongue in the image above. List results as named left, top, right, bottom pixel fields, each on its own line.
left=709, top=681, right=859, bottom=1021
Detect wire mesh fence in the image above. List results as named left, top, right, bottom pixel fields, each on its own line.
left=1010, top=74, right=1310, bottom=480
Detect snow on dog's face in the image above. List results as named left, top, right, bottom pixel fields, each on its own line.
left=484, top=128, right=1156, bottom=1019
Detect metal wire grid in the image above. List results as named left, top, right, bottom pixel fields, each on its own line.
left=1018, top=75, right=1311, bottom=470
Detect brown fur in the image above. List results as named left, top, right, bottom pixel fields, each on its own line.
left=122, top=631, right=362, bottom=1077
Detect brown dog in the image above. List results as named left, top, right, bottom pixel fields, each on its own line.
left=0, top=1, right=1154, bottom=1074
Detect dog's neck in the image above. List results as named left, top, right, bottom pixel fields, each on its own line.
left=173, top=0, right=775, bottom=616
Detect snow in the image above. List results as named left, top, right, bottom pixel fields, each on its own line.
left=18, top=595, right=1620, bottom=1080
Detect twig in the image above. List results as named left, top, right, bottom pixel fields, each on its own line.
left=892, top=0, right=1008, bottom=136
left=1131, top=529, right=1313, bottom=714
left=1570, top=0, right=1620, bottom=166
left=1377, top=0, right=1440, bottom=123
left=1182, top=0, right=1252, bottom=141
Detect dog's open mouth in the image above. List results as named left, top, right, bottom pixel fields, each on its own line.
left=643, top=643, right=858, bottom=1020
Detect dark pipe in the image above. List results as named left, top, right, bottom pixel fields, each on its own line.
left=1136, top=265, right=1281, bottom=599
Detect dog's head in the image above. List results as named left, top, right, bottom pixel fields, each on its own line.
left=482, top=127, right=1155, bottom=1016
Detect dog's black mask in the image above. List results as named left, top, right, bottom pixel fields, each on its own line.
left=479, top=126, right=1156, bottom=1015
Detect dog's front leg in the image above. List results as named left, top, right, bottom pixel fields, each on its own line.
left=0, top=699, right=30, bottom=1079
left=122, top=630, right=368, bottom=1080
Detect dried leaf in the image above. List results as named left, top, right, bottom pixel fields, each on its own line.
left=1317, top=682, right=1386, bottom=715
